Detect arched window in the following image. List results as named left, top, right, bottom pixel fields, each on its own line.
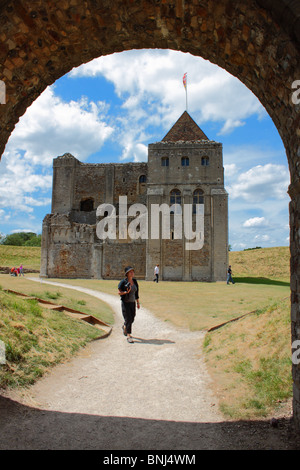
left=80, top=198, right=94, bottom=212
left=161, top=157, right=169, bottom=167
left=138, top=174, right=147, bottom=195
left=181, top=157, right=189, bottom=166
left=170, top=189, right=181, bottom=205
left=201, top=156, right=209, bottom=166
left=170, top=189, right=181, bottom=215
left=193, top=189, right=204, bottom=214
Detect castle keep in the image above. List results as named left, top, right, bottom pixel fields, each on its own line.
left=41, top=111, right=228, bottom=281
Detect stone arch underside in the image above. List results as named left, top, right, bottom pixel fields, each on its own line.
left=0, top=0, right=299, bottom=428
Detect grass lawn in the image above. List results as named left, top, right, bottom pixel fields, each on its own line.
left=44, top=277, right=290, bottom=332
left=0, top=245, right=41, bottom=271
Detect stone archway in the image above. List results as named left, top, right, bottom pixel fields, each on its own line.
left=0, top=0, right=299, bottom=428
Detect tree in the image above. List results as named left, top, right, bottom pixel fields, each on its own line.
left=0, top=232, right=41, bottom=246
left=24, top=234, right=41, bottom=246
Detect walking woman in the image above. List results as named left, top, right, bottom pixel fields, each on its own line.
left=118, top=266, right=140, bottom=343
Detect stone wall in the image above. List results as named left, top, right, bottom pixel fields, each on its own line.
left=41, top=213, right=95, bottom=278
left=289, top=183, right=300, bottom=428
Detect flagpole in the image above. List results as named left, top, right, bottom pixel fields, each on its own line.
left=186, top=85, right=188, bottom=112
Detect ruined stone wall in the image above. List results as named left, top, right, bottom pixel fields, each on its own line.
left=41, top=213, right=96, bottom=278
left=74, top=163, right=106, bottom=210
left=113, top=163, right=148, bottom=206
left=42, top=154, right=149, bottom=279
left=101, top=239, right=146, bottom=280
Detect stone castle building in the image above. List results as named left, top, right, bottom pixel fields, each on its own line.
left=41, top=111, right=228, bottom=281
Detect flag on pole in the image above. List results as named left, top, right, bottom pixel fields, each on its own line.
left=183, top=73, right=188, bottom=110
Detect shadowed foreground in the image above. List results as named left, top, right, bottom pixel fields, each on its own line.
left=0, top=394, right=299, bottom=450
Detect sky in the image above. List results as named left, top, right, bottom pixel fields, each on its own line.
left=0, top=49, right=290, bottom=251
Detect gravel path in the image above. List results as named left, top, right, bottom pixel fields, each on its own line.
left=25, top=278, right=222, bottom=423
left=0, top=279, right=298, bottom=450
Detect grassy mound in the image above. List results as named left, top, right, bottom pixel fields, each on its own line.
left=0, top=245, right=41, bottom=271
left=203, top=297, right=292, bottom=418
left=0, top=277, right=114, bottom=390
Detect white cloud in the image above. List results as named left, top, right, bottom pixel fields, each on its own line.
left=224, top=163, right=238, bottom=178
left=23, top=196, right=51, bottom=207
left=132, top=143, right=148, bottom=163
left=0, top=149, right=52, bottom=216
left=70, top=49, right=265, bottom=136
left=243, top=217, right=267, bottom=228
left=120, top=131, right=148, bottom=162
left=254, top=234, right=270, bottom=242
left=5, top=87, right=114, bottom=166
left=220, top=119, right=245, bottom=134
left=228, top=164, right=290, bottom=202
left=11, top=228, right=36, bottom=234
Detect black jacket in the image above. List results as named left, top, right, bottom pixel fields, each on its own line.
left=118, top=277, right=139, bottom=302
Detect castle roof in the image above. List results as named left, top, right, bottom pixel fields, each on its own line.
left=162, top=111, right=208, bottom=142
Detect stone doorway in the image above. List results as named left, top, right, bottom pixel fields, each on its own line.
left=0, top=0, right=299, bottom=428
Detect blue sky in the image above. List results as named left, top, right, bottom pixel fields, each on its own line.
left=0, top=49, right=290, bottom=250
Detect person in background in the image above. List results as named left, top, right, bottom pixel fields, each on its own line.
left=227, top=265, right=235, bottom=284
left=153, top=264, right=159, bottom=283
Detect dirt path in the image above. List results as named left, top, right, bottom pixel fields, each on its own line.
left=0, top=279, right=299, bottom=450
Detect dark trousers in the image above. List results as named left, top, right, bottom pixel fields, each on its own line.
left=121, top=301, right=136, bottom=334
left=227, top=274, right=235, bottom=284
left=153, top=274, right=159, bottom=283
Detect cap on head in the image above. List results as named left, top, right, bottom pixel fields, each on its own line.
left=125, top=266, right=134, bottom=275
